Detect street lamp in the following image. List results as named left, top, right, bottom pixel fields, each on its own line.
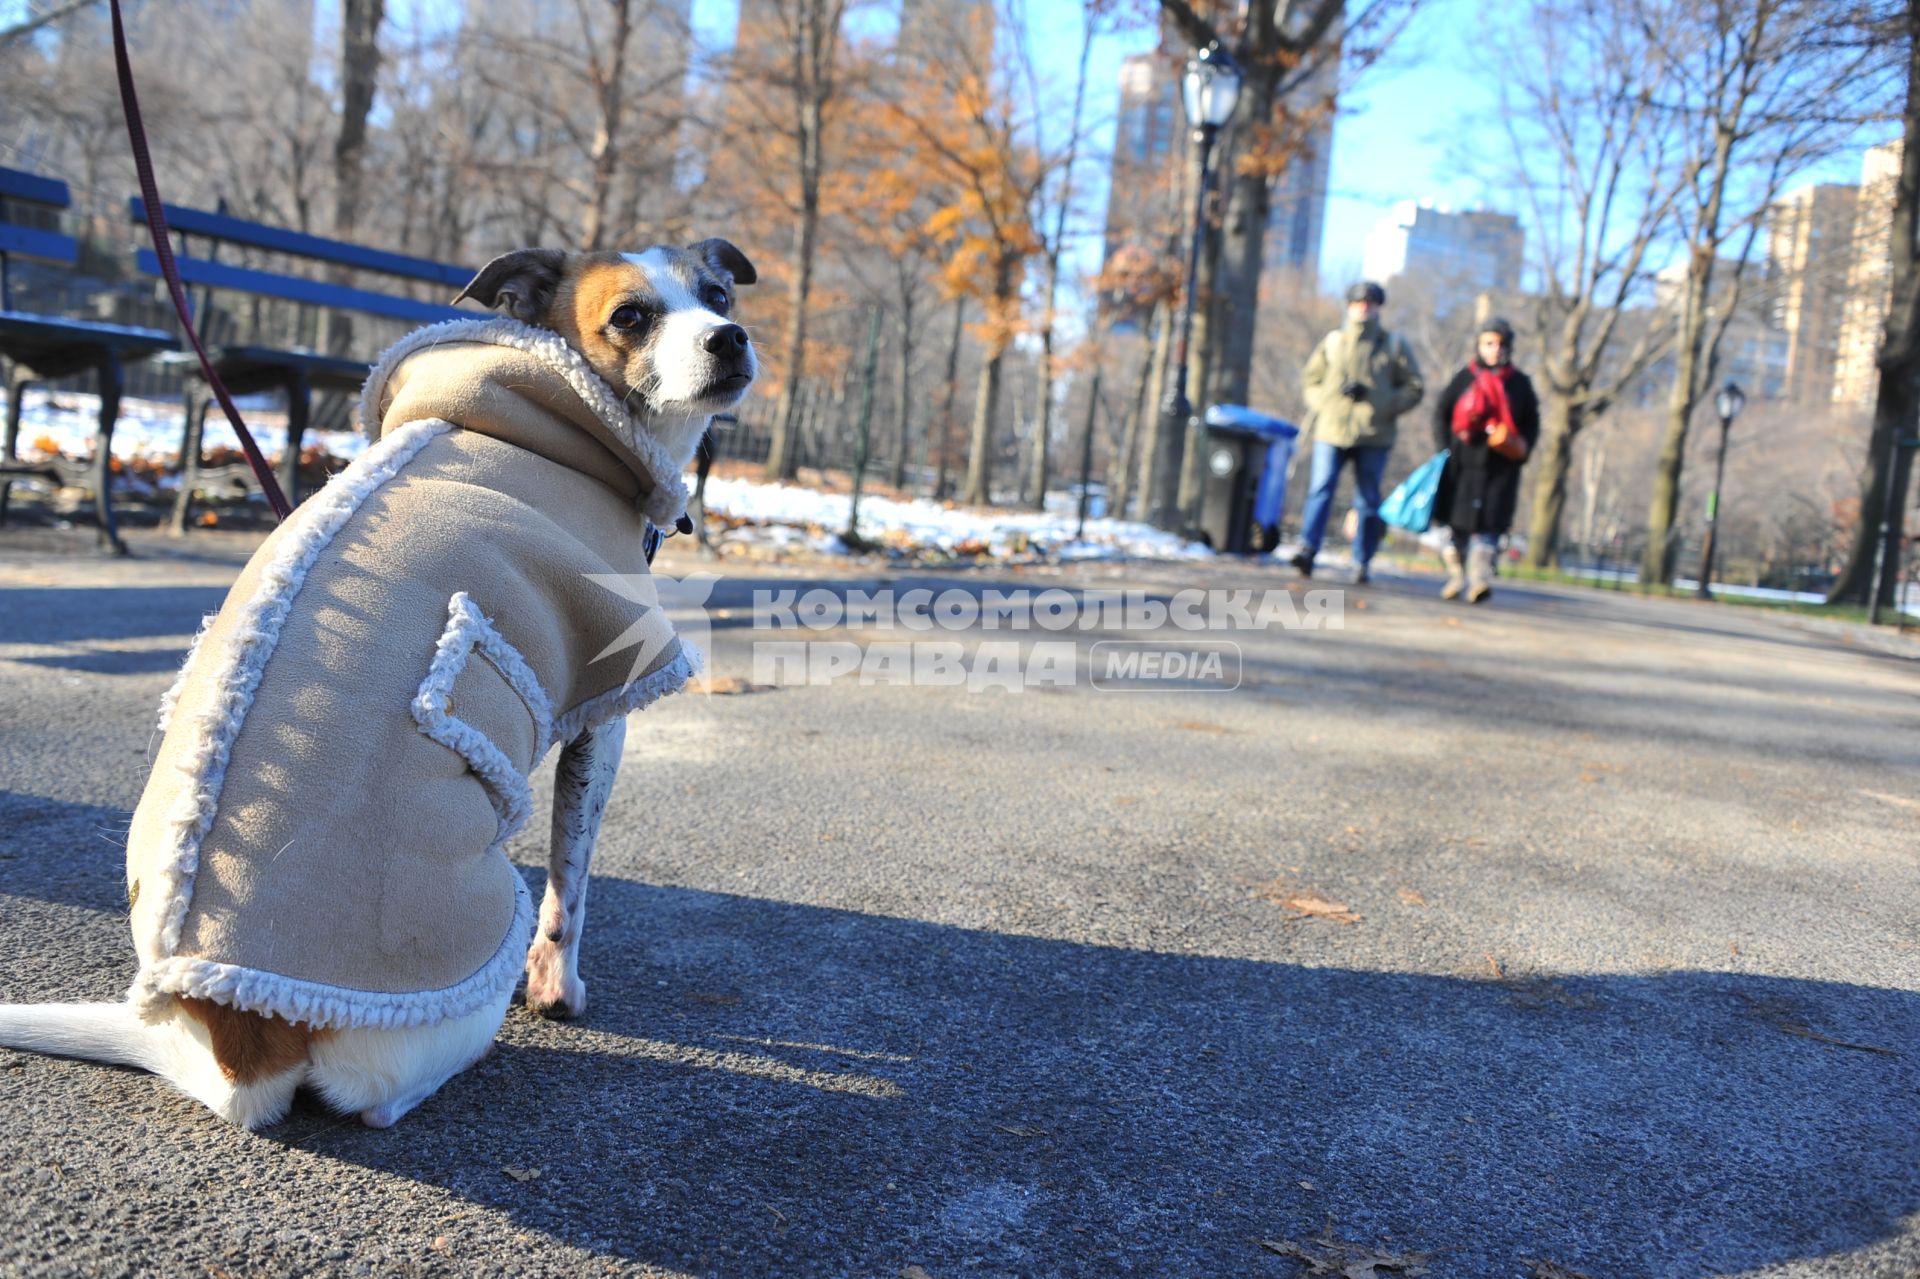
left=1696, top=379, right=1745, bottom=600
left=1152, top=41, right=1241, bottom=531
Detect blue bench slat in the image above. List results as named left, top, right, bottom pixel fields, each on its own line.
left=0, top=167, right=70, bottom=208
left=131, top=198, right=472, bottom=287
left=0, top=224, right=77, bottom=264
left=134, top=250, right=471, bottom=324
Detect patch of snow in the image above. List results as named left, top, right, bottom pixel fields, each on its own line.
left=699, top=476, right=1211, bottom=561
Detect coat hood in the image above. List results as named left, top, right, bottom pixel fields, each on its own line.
left=359, top=317, right=691, bottom=526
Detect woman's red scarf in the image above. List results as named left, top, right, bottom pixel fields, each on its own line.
left=1452, top=361, right=1516, bottom=441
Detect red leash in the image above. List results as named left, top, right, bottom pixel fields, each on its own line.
left=108, top=0, right=292, bottom=519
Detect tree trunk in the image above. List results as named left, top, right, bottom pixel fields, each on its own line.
left=1146, top=141, right=1206, bottom=529
left=1522, top=391, right=1580, bottom=569
left=963, top=351, right=1002, bottom=506
left=1829, top=0, right=1920, bottom=608
left=1133, top=292, right=1177, bottom=520
left=765, top=179, right=818, bottom=480
left=1108, top=313, right=1157, bottom=519
left=1027, top=317, right=1055, bottom=509
left=763, top=2, right=839, bottom=481
left=579, top=0, right=631, bottom=251
left=325, top=0, right=384, bottom=363
left=1829, top=360, right=1920, bottom=607
left=1642, top=271, right=1709, bottom=587
left=934, top=295, right=964, bottom=499
left=890, top=289, right=913, bottom=490
left=1206, top=79, right=1276, bottom=412
left=1175, top=198, right=1228, bottom=526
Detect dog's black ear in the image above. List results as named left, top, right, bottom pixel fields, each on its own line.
left=453, top=249, right=567, bottom=325
left=688, top=238, right=756, bottom=286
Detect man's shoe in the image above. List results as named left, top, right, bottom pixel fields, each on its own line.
left=1354, top=564, right=1371, bottom=585
left=1289, top=550, right=1314, bottom=578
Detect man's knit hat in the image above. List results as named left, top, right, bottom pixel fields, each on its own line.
left=1345, top=280, right=1386, bottom=306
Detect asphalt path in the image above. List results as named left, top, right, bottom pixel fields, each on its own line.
left=0, top=527, right=1916, bottom=1278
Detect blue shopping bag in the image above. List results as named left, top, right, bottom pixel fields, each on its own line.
left=1379, top=451, right=1449, bottom=533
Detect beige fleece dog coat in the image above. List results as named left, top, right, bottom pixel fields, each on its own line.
left=123, top=318, right=695, bottom=1030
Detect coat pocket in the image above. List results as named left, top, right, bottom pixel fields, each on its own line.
left=411, top=592, right=556, bottom=849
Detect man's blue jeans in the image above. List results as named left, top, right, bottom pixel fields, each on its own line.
left=1298, top=441, right=1390, bottom=565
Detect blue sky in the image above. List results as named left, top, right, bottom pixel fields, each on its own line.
left=689, top=0, right=1500, bottom=293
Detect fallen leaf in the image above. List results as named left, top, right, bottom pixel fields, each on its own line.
left=502, top=1166, right=542, bottom=1183
left=1178, top=719, right=1239, bottom=734
left=901, top=1267, right=938, bottom=1279
left=1283, top=895, right=1361, bottom=924
left=689, top=675, right=771, bottom=695
left=1297, top=1179, right=1316, bottom=1191
left=1397, top=888, right=1426, bottom=907
left=430, top=1237, right=449, bottom=1252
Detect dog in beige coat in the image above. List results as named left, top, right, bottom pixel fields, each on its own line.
left=0, top=241, right=755, bottom=1128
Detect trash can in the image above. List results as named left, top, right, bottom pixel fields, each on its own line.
left=1200, top=404, right=1298, bottom=554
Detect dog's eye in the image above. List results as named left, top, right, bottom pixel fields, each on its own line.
left=609, top=304, right=647, bottom=332
left=704, top=287, right=730, bottom=315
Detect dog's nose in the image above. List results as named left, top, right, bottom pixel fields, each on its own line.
left=703, top=324, right=749, bottom=355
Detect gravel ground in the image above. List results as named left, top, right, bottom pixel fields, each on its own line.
left=0, top=525, right=1915, bottom=1279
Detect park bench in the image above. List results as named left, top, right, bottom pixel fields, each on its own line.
left=0, top=166, right=176, bottom=553
left=128, top=198, right=473, bottom=531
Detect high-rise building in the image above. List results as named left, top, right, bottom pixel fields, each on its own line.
left=1833, top=142, right=1903, bottom=405
left=897, top=0, right=993, bottom=66
left=1265, top=121, right=1332, bottom=280
left=1359, top=202, right=1524, bottom=296
left=1765, top=182, right=1859, bottom=406
left=1099, top=40, right=1334, bottom=310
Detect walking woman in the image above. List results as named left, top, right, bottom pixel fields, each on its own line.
left=1431, top=318, right=1539, bottom=602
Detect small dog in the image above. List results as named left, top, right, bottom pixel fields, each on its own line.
left=0, top=241, right=756, bottom=1128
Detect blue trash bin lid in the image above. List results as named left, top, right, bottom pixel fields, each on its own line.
left=1204, top=404, right=1298, bottom=439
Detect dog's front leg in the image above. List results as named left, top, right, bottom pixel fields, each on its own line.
left=525, top=716, right=626, bottom=1019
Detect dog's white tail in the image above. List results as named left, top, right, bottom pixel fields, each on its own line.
left=0, top=1001, right=162, bottom=1071
left=0, top=1000, right=304, bottom=1128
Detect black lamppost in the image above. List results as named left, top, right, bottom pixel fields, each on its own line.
left=1696, top=379, right=1745, bottom=600
left=1152, top=41, right=1240, bottom=531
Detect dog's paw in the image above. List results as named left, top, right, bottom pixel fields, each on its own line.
left=525, top=945, right=586, bottom=1020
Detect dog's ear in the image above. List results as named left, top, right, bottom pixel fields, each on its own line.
left=688, top=238, right=756, bottom=286
left=453, top=249, right=567, bottom=325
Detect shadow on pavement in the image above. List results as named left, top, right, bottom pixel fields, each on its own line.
left=258, top=878, right=1917, bottom=1278
left=0, top=587, right=227, bottom=646
left=12, top=649, right=189, bottom=675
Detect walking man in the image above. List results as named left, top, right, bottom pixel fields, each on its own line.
left=1295, top=281, right=1424, bottom=581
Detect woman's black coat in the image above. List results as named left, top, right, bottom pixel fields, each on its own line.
left=1431, top=363, right=1541, bottom=537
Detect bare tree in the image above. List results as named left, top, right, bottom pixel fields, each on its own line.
left=1829, top=0, right=1920, bottom=607
left=1502, top=0, right=1681, bottom=569
left=725, top=0, right=855, bottom=480
left=1639, top=0, right=1895, bottom=587
left=1019, top=1, right=1101, bottom=509
left=1157, top=0, right=1423, bottom=527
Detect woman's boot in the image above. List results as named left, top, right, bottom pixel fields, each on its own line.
left=1440, top=544, right=1466, bottom=600
left=1466, top=540, right=1495, bottom=603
